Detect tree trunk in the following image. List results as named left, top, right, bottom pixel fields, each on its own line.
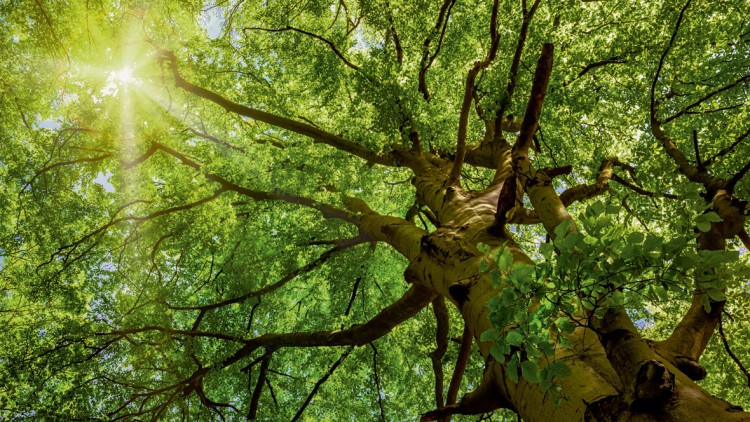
left=369, top=158, right=750, bottom=421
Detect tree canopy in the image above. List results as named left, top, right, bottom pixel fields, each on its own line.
left=1, top=0, right=749, bottom=420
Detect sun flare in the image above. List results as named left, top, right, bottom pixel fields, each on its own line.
left=110, top=66, right=136, bottom=84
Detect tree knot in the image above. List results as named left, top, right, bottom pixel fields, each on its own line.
left=674, top=356, right=707, bottom=381
left=631, top=360, right=675, bottom=411
left=448, top=279, right=475, bottom=308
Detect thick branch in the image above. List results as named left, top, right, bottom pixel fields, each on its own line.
left=248, top=353, right=271, bottom=419
left=446, top=0, right=501, bottom=185
left=167, top=242, right=358, bottom=312
left=151, top=142, right=354, bottom=221
left=513, top=43, right=554, bottom=156
left=559, top=159, right=614, bottom=205
left=429, top=296, right=449, bottom=409
left=102, top=285, right=435, bottom=419
left=157, top=49, right=395, bottom=166
left=649, top=0, right=724, bottom=190
left=445, top=324, right=472, bottom=410
left=655, top=189, right=745, bottom=376
left=495, top=0, right=542, bottom=131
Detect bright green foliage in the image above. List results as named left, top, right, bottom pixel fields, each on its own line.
left=0, top=0, right=749, bottom=420
left=484, top=201, right=749, bottom=390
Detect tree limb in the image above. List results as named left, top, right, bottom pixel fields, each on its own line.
left=370, top=343, right=387, bottom=421
left=495, top=0, right=542, bottom=133
left=156, top=49, right=396, bottom=167
left=513, top=43, right=554, bottom=157
left=291, top=347, right=353, bottom=421
left=248, top=352, right=272, bottom=419
left=245, top=25, right=361, bottom=72
left=429, top=296, right=449, bottom=409
left=447, top=0, right=501, bottom=185
left=444, top=324, right=472, bottom=415
left=718, top=317, right=750, bottom=388
left=418, top=0, right=457, bottom=101
left=649, top=0, right=724, bottom=190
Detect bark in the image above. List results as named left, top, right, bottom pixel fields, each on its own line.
left=407, top=236, right=750, bottom=421
left=158, top=47, right=750, bottom=422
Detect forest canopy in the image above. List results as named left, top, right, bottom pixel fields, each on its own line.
left=1, top=0, right=750, bottom=420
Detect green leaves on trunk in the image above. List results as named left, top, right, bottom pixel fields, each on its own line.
left=481, top=200, right=746, bottom=389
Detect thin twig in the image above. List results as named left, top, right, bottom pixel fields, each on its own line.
left=718, top=317, right=750, bottom=388
left=370, top=343, right=387, bottom=421
left=291, top=347, right=353, bottom=421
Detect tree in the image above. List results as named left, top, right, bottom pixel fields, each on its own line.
left=1, top=0, right=749, bottom=420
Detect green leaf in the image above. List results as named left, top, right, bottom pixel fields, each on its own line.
left=696, top=221, right=711, bottom=232
left=480, top=328, right=499, bottom=342
left=505, top=330, right=524, bottom=346
left=479, top=260, right=490, bottom=272
left=491, top=342, right=508, bottom=362
left=507, top=355, right=520, bottom=383
left=555, top=317, right=575, bottom=333
left=553, top=220, right=573, bottom=240
left=627, top=232, right=645, bottom=245
left=605, top=204, right=620, bottom=215
left=497, top=248, right=514, bottom=270
left=540, top=242, right=555, bottom=260
left=509, top=264, right=536, bottom=285
left=547, top=361, right=572, bottom=379
left=521, top=360, right=541, bottom=383
left=708, top=289, right=726, bottom=302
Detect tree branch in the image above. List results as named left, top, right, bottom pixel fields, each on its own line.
left=151, top=142, right=355, bottom=221
left=727, top=160, right=750, bottom=193
left=718, top=317, right=750, bottom=388
left=495, top=0, right=542, bottom=133
left=662, top=74, right=750, bottom=125
left=291, top=347, right=353, bottom=421
left=738, top=230, right=750, bottom=250
left=429, top=296, right=449, bottom=409
left=513, top=43, right=554, bottom=157
left=559, top=159, right=614, bottom=205
left=25, top=153, right=113, bottom=189
left=444, top=324, right=472, bottom=414
left=157, top=49, right=396, bottom=167
left=611, top=173, right=679, bottom=199
left=649, top=0, right=724, bottom=189
left=187, top=127, right=246, bottom=152
left=703, top=126, right=750, bottom=167
left=102, top=284, right=435, bottom=419
left=245, top=26, right=361, bottom=72
left=418, top=0, right=457, bottom=101
left=446, top=0, right=501, bottom=185
left=248, top=352, right=272, bottom=419
left=370, top=344, right=387, bottom=421
left=386, top=4, right=403, bottom=65
left=167, top=242, right=359, bottom=313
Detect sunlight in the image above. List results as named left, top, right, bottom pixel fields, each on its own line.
left=111, top=66, right=135, bottom=84
left=102, top=65, right=140, bottom=96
